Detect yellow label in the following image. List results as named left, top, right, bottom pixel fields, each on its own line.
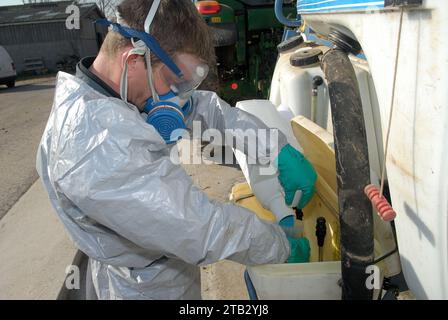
left=211, top=16, right=222, bottom=23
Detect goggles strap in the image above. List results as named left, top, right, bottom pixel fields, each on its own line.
left=95, top=19, right=183, bottom=79
left=144, top=0, right=161, bottom=33
left=144, top=0, right=161, bottom=105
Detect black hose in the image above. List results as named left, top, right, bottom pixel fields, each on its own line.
left=320, top=49, right=374, bottom=300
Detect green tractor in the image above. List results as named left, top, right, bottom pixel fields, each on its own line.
left=195, top=0, right=296, bottom=104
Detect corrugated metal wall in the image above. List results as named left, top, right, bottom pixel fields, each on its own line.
left=0, top=18, right=106, bottom=73
left=0, top=21, right=80, bottom=45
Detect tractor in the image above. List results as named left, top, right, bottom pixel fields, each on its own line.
left=195, top=0, right=296, bottom=104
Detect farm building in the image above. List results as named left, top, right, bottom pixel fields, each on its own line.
left=0, top=1, right=107, bottom=74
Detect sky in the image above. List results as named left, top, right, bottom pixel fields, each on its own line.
left=0, top=0, right=97, bottom=7
left=1, top=0, right=26, bottom=5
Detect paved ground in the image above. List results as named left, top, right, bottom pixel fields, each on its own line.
left=0, top=181, right=78, bottom=299
left=0, top=76, right=79, bottom=300
left=0, top=77, right=56, bottom=220
left=182, top=157, right=249, bottom=300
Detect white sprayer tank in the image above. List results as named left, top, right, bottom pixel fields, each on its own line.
left=287, top=0, right=448, bottom=299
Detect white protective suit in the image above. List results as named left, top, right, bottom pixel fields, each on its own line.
left=36, top=72, right=290, bottom=299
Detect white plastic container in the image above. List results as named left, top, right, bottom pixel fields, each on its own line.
left=270, top=45, right=384, bottom=187
left=247, top=261, right=341, bottom=300
left=270, top=47, right=330, bottom=131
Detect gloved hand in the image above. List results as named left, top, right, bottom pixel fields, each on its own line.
left=284, top=236, right=310, bottom=263
left=279, top=216, right=310, bottom=263
left=276, top=144, right=317, bottom=209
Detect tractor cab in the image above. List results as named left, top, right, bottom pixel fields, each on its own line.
left=195, top=0, right=296, bottom=104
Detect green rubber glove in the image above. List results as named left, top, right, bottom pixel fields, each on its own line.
left=286, top=236, right=310, bottom=263
left=279, top=216, right=310, bottom=263
left=276, top=144, right=317, bottom=209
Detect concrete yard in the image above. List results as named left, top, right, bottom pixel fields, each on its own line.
left=182, top=159, right=249, bottom=300
left=0, top=76, right=56, bottom=220
left=0, top=180, right=78, bottom=299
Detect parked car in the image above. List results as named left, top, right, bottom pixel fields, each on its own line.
left=0, top=45, right=17, bottom=88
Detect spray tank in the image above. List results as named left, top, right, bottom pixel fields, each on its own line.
left=231, top=0, right=448, bottom=300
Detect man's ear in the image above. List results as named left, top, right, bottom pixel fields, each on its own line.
left=120, top=50, right=139, bottom=69
left=127, top=55, right=143, bottom=76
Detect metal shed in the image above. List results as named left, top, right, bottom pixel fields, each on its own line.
left=0, top=1, right=107, bottom=74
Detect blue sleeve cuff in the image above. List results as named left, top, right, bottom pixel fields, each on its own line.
left=279, top=215, right=294, bottom=228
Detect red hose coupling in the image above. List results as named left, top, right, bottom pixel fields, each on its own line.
left=364, top=184, right=396, bottom=221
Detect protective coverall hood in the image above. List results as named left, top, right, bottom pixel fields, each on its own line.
left=36, top=72, right=289, bottom=299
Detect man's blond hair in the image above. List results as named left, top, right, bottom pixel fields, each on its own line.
left=101, top=0, right=215, bottom=68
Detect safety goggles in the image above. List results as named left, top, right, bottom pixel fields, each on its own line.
left=158, top=53, right=209, bottom=99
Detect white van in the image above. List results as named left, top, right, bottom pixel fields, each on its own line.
left=0, top=45, right=17, bottom=88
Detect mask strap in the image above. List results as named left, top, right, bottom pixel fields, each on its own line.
left=145, top=49, right=159, bottom=104
left=129, top=37, right=159, bottom=103
left=119, top=54, right=130, bottom=103
left=115, top=0, right=166, bottom=105
left=116, top=9, right=130, bottom=102
left=120, top=47, right=146, bottom=103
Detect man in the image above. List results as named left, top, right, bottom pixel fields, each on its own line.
left=36, top=0, right=316, bottom=299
